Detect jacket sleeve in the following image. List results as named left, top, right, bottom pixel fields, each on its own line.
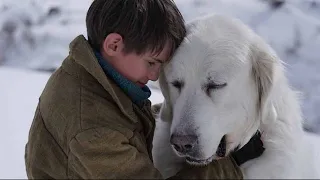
left=168, top=156, right=243, bottom=179
left=68, top=127, right=243, bottom=179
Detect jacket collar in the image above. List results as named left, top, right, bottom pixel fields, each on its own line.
left=94, top=51, right=151, bottom=105
left=67, top=35, right=138, bottom=123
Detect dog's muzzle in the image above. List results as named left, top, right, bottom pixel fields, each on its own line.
left=184, top=135, right=227, bottom=165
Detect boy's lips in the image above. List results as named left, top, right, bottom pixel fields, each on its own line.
left=137, top=82, right=146, bottom=87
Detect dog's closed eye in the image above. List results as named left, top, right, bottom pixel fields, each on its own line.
left=171, top=80, right=184, bottom=92
left=205, top=81, right=227, bottom=96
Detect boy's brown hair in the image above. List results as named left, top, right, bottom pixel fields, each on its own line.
left=86, top=0, right=186, bottom=57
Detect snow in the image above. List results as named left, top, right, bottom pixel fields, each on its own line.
left=0, top=0, right=320, bottom=178
left=0, top=67, right=49, bottom=178
left=0, top=0, right=92, bottom=70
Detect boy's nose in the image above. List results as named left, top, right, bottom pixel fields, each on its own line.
left=148, top=70, right=160, bottom=81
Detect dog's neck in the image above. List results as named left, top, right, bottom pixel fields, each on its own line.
left=233, top=69, right=304, bottom=153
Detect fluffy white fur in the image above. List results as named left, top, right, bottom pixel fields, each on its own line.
left=152, top=14, right=319, bottom=179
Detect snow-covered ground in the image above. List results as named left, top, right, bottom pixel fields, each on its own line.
left=0, top=66, right=319, bottom=178
left=0, top=67, right=50, bottom=179
left=1, top=0, right=320, bottom=132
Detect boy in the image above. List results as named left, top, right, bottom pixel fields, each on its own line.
left=25, top=0, right=264, bottom=179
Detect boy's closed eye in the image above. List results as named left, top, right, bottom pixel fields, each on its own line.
left=147, top=58, right=164, bottom=67
left=148, top=62, right=156, bottom=66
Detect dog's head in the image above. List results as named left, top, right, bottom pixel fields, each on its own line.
left=159, top=14, right=279, bottom=165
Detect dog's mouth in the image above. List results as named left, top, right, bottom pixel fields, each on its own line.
left=216, top=135, right=227, bottom=157
left=186, top=155, right=214, bottom=165
left=186, top=135, right=227, bottom=165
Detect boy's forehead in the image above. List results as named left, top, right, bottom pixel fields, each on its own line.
left=151, top=52, right=170, bottom=63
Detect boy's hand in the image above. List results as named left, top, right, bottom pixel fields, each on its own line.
left=230, top=131, right=265, bottom=166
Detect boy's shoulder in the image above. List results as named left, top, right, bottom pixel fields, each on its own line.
left=39, top=35, right=139, bottom=136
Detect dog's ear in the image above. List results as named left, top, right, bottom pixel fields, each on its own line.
left=158, top=69, right=173, bottom=122
left=250, top=38, right=278, bottom=123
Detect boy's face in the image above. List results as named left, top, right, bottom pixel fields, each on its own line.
left=102, top=33, right=171, bottom=87
left=116, top=47, right=170, bottom=87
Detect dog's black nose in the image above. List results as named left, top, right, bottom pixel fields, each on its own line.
left=170, top=134, right=198, bottom=154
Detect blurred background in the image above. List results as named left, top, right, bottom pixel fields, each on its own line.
left=0, top=0, right=319, bottom=178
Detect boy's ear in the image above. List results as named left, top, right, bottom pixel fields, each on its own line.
left=102, top=33, right=124, bottom=56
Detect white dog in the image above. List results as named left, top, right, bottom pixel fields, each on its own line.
left=152, top=14, right=319, bottom=179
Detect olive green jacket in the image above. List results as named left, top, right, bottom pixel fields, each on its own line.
left=25, top=35, right=243, bottom=179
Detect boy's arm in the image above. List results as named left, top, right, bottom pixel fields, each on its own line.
left=68, top=127, right=243, bottom=179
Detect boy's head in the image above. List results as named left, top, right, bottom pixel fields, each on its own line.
left=86, top=0, right=186, bottom=87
